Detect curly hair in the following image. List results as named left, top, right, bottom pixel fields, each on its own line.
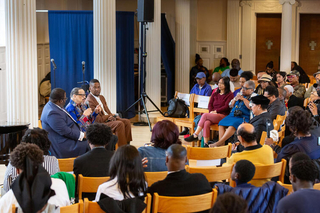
left=234, top=160, right=256, bottom=183
left=286, top=106, right=312, bottom=135
left=10, top=143, right=44, bottom=170
left=151, top=120, right=181, bottom=149
left=86, top=123, right=113, bottom=146
left=210, top=192, right=247, bottom=213
left=22, top=128, right=51, bottom=155
left=291, top=160, right=318, bottom=183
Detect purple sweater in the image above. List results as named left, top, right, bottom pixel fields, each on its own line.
left=208, top=92, right=234, bottom=115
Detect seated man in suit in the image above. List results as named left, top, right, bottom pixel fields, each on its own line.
left=86, top=79, right=132, bottom=147
left=147, top=144, right=212, bottom=197
left=264, top=85, right=286, bottom=120
left=73, top=123, right=114, bottom=201
left=41, top=88, right=88, bottom=158
left=226, top=123, right=274, bottom=186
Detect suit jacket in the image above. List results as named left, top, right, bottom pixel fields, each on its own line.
left=86, top=93, right=112, bottom=123
left=287, top=95, right=304, bottom=109
left=147, top=170, right=212, bottom=197
left=267, top=98, right=286, bottom=120
left=73, top=147, right=114, bottom=200
left=250, top=112, right=274, bottom=142
left=40, top=101, right=87, bottom=158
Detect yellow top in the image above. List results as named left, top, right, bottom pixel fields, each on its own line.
left=225, top=145, right=274, bottom=187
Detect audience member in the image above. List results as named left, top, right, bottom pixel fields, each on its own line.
left=277, top=160, right=320, bottom=213
left=87, top=79, right=132, bottom=147
left=284, top=85, right=304, bottom=109
left=276, top=107, right=320, bottom=163
left=225, top=123, right=274, bottom=186
left=264, top=86, right=286, bottom=120
left=185, top=77, right=233, bottom=146
left=233, top=71, right=254, bottom=96
left=0, top=143, right=70, bottom=213
left=255, top=71, right=267, bottom=95
left=95, top=145, right=147, bottom=201
left=147, top=144, right=212, bottom=197
left=210, top=193, right=247, bottom=213
left=190, top=72, right=212, bottom=96
left=41, top=88, right=88, bottom=158
left=265, top=61, right=277, bottom=82
left=221, top=59, right=244, bottom=77
left=229, top=69, right=241, bottom=88
left=256, top=74, right=274, bottom=95
left=212, top=81, right=256, bottom=147
left=209, top=72, right=221, bottom=90
left=276, top=71, right=287, bottom=88
left=3, top=128, right=60, bottom=193
left=213, top=57, right=230, bottom=75
left=231, top=160, right=256, bottom=187
left=190, top=54, right=209, bottom=89
left=291, top=61, right=310, bottom=83
left=65, top=87, right=101, bottom=132
left=287, top=70, right=306, bottom=98
left=138, top=120, right=181, bottom=171
left=278, top=87, right=287, bottom=104
left=305, top=70, right=320, bottom=98
left=73, top=123, right=114, bottom=200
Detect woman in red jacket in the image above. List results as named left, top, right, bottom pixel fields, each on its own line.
left=185, top=77, right=234, bottom=146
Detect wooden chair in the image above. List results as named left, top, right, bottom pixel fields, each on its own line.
left=152, top=189, right=217, bottom=213
left=277, top=181, right=320, bottom=195
left=58, top=157, right=76, bottom=172
left=84, top=194, right=152, bottom=213
left=187, top=143, right=232, bottom=161
left=38, top=120, right=42, bottom=129
left=78, top=174, right=110, bottom=200
left=60, top=199, right=83, bottom=213
left=259, top=131, right=267, bottom=145
left=304, top=98, right=310, bottom=109
left=186, top=164, right=234, bottom=182
left=230, top=159, right=287, bottom=187
left=278, top=125, right=286, bottom=147
left=12, top=204, right=16, bottom=213
left=145, top=171, right=168, bottom=186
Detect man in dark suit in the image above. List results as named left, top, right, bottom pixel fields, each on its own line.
left=147, top=144, right=212, bottom=197
left=41, top=88, right=88, bottom=158
left=264, top=86, right=286, bottom=120
left=73, top=123, right=114, bottom=200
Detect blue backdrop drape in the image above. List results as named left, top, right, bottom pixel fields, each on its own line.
left=161, top=14, right=175, bottom=102
left=48, top=11, right=135, bottom=118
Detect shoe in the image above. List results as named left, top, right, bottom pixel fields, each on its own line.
left=184, top=134, right=190, bottom=139
left=203, top=143, right=209, bottom=148
left=184, top=134, right=198, bottom=142
left=179, top=128, right=189, bottom=135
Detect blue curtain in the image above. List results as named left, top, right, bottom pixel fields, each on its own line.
left=48, top=11, right=94, bottom=99
left=161, top=14, right=175, bottom=102
left=116, top=12, right=135, bottom=119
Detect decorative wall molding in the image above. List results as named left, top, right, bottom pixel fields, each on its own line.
left=196, top=41, right=227, bottom=70
left=240, top=1, right=252, bottom=7
left=279, top=0, right=295, bottom=5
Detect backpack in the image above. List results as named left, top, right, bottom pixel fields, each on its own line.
left=164, top=98, right=188, bottom=118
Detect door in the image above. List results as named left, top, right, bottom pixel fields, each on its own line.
left=299, top=14, right=320, bottom=75
left=256, top=14, right=282, bottom=73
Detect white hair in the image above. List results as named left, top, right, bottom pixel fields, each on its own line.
left=284, top=85, right=294, bottom=94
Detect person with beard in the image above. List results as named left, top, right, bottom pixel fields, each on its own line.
left=213, top=57, right=230, bottom=74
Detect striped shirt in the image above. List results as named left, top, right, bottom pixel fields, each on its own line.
left=3, top=155, right=60, bottom=192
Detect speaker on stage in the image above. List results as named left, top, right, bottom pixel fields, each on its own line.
left=137, top=0, right=154, bottom=22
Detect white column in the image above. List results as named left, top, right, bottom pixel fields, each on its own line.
left=279, top=0, right=295, bottom=73
left=145, top=0, right=161, bottom=111
left=240, top=1, right=252, bottom=71
left=227, top=0, right=240, bottom=62
left=175, top=0, right=190, bottom=93
left=93, top=0, right=117, bottom=112
left=5, top=0, right=38, bottom=127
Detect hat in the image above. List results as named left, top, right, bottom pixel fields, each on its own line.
left=258, top=74, right=272, bottom=82
left=287, top=70, right=300, bottom=77
left=313, top=71, right=320, bottom=78
left=251, top=95, right=270, bottom=105
left=195, top=72, right=206, bottom=79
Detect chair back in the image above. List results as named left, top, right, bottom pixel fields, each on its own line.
left=84, top=194, right=151, bottom=213
left=193, top=94, right=210, bottom=114
left=78, top=174, right=110, bottom=200
left=187, top=143, right=232, bottom=160
left=145, top=171, right=168, bottom=186
left=58, top=157, right=76, bottom=172
left=152, top=189, right=217, bottom=213
left=38, top=120, right=42, bottom=129
left=12, top=204, right=16, bottom=213
left=60, top=199, right=83, bottom=213
left=186, top=164, right=233, bottom=182
left=230, top=159, right=286, bottom=187
left=259, top=131, right=267, bottom=145
left=277, top=181, right=320, bottom=195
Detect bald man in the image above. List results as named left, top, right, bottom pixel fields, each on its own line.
left=225, top=123, right=274, bottom=186
left=147, top=144, right=212, bottom=197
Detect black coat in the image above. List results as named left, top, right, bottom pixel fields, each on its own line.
left=73, top=147, right=114, bottom=200
left=267, top=98, right=286, bottom=121
left=250, top=112, right=274, bottom=142
left=287, top=95, right=304, bottom=109
left=293, top=65, right=310, bottom=83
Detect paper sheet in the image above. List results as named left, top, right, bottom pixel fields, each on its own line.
left=196, top=159, right=221, bottom=167
left=197, top=96, right=210, bottom=108
left=177, top=93, right=190, bottom=106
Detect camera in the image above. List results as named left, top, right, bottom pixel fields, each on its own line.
left=234, top=109, right=243, bottom=117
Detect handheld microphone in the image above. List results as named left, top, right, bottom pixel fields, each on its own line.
left=82, top=61, right=85, bottom=73
left=51, top=59, right=57, bottom=69
left=266, top=120, right=271, bottom=138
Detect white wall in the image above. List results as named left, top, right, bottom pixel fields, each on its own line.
left=0, top=0, right=6, bottom=122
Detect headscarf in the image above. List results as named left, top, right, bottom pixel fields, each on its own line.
left=12, top=157, right=55, bottom=213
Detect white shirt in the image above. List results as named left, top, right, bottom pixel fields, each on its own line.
left=90, top=93, right=108, bottom=115
left=0, top=178, right=70, bottom=213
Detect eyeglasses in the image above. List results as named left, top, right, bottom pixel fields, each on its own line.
left=76, top=93, right=86, bottom=97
